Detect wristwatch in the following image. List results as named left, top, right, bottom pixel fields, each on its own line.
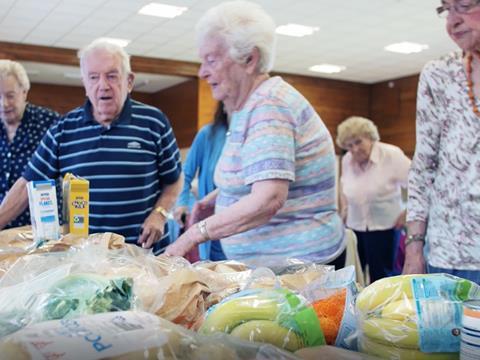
left=405, top=234, right=425, bottom=247
left=154, top=206, right=173, bottom=220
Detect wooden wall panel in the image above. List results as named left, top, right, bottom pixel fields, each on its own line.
left=197, top=79, right=218, bottom=130
left=151, top=79, right=198, bottom=148
left=197, top=74, right=371, bottom=153
left=28, top=83, right=154, bottom=115
left=369, top=75, right=419, bottom=157
left=27, top=73, right=420, bottom=157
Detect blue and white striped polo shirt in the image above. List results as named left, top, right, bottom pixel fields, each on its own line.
left=22, top=97, right=182, bottom=254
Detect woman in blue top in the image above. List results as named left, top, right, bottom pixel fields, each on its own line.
left=174, top=102, right=228, bottom=260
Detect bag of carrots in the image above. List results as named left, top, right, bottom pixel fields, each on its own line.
left=301, top=266, right=358, bottom=350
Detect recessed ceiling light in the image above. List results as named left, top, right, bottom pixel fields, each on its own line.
left=309, top=64, right=346, bottom=74
left=275, top=23, right=319, bottom=37
left=138, top=3, right=188, bottom=18
left=97, top=37, right=130, bottom=47
left=384, top=42, right=429, bottom=54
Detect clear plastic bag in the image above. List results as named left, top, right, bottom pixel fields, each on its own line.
left=199, top=286, right=325, bottom=352
left=0, top=311, right=300, bottom=360
left=301, top=265, right=359, bottom=350
left=0, top=243, right=194, bottom=337
left=356, top=273, right=480, bottom=359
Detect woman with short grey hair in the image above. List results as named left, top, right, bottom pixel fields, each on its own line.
left=0, top=60, right=59, bottom=228
left=166, top=0, right=345, bottom=268
left=337, top=116, right=411, bottom=282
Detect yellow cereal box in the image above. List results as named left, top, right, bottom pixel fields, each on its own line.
left=62, top=173, right=89, bottom=236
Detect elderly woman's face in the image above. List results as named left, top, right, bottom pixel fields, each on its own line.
left=445, top=0, right=480, bottom=51
left=198, top=37, right=246, bottom=109
left=0, top=75, right=27, bottom=126
left=344, top=136, right=374, bottom=165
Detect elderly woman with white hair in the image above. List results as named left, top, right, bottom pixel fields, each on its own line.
left=337, top=116, right=411, bottom=282
left=166, top=1, right=345, bottom=267
left=0, top=60, right=59, bottom=228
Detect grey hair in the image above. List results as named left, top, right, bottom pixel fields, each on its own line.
left=195, top=0, right=277, bottom=73
left=336, top=116, right=380, bottom=149
left=0, top=60, right=30, bottom=91
left=78, top=38, right=131, bottom=77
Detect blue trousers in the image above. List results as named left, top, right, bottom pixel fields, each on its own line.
left=427, top=264, right=480, bottom=285
left=355, top=228, right=396, bottom=283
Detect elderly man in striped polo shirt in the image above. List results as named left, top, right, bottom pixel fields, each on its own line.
left=0, top=39, right=183, bottom=255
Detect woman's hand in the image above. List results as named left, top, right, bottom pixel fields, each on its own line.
left=402, top=220, right=426, bottom=274
left=189, top=190, right=218, bottom=225
left=402, top=241, right=426, bottom=274
left=165, top=226, right=198, bottom=257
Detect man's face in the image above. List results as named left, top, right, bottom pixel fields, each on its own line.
left=0, top=75, right=27, bottom=127
left=81, top=49, right=134, bottom=125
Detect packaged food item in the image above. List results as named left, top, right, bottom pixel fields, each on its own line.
left=356, top=274, right=480, bottom=359
left=200, top=287, right=325, bottom=352
left=302, top=265, right=358, bottom=350
left=27, top=180, right=60, bottom=245
left=62, top=173, right=89, bottom=236
left=460, top=300, right=480, bottom=360
left=0, top=311, right=299, bottom=360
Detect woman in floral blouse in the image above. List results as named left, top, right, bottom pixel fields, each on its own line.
left=404, top=0, right=480, bottom=283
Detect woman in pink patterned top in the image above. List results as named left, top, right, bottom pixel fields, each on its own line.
left=404, top=0, right=480, bottom=283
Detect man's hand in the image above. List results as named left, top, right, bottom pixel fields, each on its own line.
left=402, top=241, right=426, bottom=274
left=138, top=212, right=165, bottom=249
left=165, top=229, right=196, bottom=257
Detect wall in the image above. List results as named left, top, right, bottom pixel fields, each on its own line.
left=27, top=81, right=197, bottom=149
left=28, top=73, right=420, bottom=156
left=28, top=83, right=153, bottom=115
left=151, top=79, right=198, bottom=148
left=369, top=75, right=419, bottom=157
left=197, top=73, right=371, bottom=152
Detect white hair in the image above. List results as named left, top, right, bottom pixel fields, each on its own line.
left=78, top=38, right=131, bottom=77
left=0, top=60, right=30, bottom=91
left=195, top=0, right=277, bottom=73
left=336, top=116, right=380, bottom=149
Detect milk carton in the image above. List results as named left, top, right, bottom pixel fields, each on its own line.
left=27, top=180, right=60, bottom=245
left=62, top=173, right=89, bottom=236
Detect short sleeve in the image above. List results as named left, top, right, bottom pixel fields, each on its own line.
left=156, top=113, right=182, bottom=185
left=241, top=101, right=296, bottom=185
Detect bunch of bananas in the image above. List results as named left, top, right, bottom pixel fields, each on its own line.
left=356, top=274, right=465, bottom=360
left=199, top=288, right=325, bottom=352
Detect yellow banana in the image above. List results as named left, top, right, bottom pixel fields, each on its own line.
left=356, top=275, right=428, bottom=314
left=360, top=337, right=459, bottom=360
left=229, top=320, right=304, bottom=352
left=200, top=296, right=280, bottom=334
left=381, top=298, right=417, bottom=321
left=362, top=318, right=419, bottom=349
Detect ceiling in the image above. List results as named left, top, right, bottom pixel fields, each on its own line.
left=0, top=0, right=457, bottom=91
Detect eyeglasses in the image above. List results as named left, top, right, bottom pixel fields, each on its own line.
left=436, top=0, right=480, bottom=18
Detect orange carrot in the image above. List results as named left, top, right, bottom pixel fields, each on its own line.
left=312, top=289, right=346, bottom=345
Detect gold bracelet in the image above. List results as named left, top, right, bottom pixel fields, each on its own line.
left=405, top=234, right=425, bottom=247
left=197, top=220, right=210, bottom=241
left=154, top=206, right=173, bottom=220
